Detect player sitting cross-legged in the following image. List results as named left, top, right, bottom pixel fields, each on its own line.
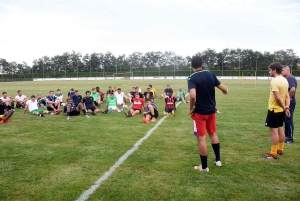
left=64, top=99, right=89, bottom=120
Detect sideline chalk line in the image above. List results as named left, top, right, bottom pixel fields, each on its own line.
left=76, top=93, right=189, bottom=201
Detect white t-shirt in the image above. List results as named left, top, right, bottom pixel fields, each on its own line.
left=0, top=96, right=10, bottom=106
left=26, top=99, right=38, bottom=112
left=115, top=92, right=126, bottom=104
left=15, top=95, right=27, bottom=101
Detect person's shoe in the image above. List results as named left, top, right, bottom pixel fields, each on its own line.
left=5, top=119, right=11, bottom=122
left=262, top=153, right=277, bottom=159
left=67, top=116, right=70, bottom=120
left=151, top=117, right=156, bottom=122
left=186, top=101, right=189, bottom=104
left=193, top=165, right=209, bottom=172
left=124, top=112, right=128, bottom=117
left=84, top=115, right=90, bottom=118
left=0, top=120, right=5, bottom=124
left=163, top=111, right=167, bottom=116
left=91, top=112, right=96, bottom=115
left=171, top=110, right=175, bottom=116
left=214, top=161, right=222, bottom=167
left=104, top=109, right=108, bottom=114
left=142, top=117, right=149, bottom=124
left=48, top=112, right=53, bottom=115
left=277, top=150, right=283, bottom=155
left=41, top=113, right=44, bottom=117
left=285, top=138, right=294, bottom=143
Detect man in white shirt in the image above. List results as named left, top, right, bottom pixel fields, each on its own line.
left=15, top=90, right=28, bottom=108
left=23, top=95, right=52, bottom=117
left=0, top=92, right=14, bottom=110
left=115, top=88, right=128, bottom=109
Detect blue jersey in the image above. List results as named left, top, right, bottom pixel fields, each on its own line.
left=146, top=103, right=157, bottom=112
left=83, top=96, right=94, bottom=109
left=72, top=95, right=82, bottom=106
left=64, top=104, right=76, bottom=113
left=188, top=70, right=221, bottom=115
left=46, top=95, right=56, bottom=106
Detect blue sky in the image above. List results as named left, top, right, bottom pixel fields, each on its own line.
left=0, top=0, right=299, bottom=64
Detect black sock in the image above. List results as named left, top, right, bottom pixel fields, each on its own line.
left=212, top=143, right=221, bottom=161
left=67, top=112, right=70, bottom=116
left=82, top=110, right=86, bottom=115
left=200, top=155, right=208, bottom=169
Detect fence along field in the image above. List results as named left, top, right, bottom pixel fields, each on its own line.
left=0, top=79, right=299, bottom=201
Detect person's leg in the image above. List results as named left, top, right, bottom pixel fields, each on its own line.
left=206, top=113, right=220, bottom=164
left=2, top=110, right=14, bottom=122
left=277, top=127, right=285, bottom=154
left=77, top=103, right=88, bottom=116
left=131, top=110, right=140, bottom=116
left=285, top=102, right=295, bottom=142
left=269, top=127, right=279, bottom=158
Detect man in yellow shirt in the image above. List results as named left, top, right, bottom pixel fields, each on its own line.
left=148, top=84, right=157, bottom=101
left=263, top=62, right=290, bottom=159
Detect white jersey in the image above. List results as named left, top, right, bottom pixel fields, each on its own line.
left=0, top=96, right=10, bottom=106
left=115, top=92, right=126, bottom=104
left=15, top=95, right=26, bottom=101
left=26, top=99, right=38, bottom=112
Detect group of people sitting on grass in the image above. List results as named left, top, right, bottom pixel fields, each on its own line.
left=0, top=84, right=189, bottom=124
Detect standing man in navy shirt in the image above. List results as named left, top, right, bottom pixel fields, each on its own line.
left=188, top=56, right=228, bottom=172
left=281, top=65, right=297, bottom=143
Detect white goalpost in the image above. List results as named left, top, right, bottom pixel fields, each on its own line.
left=113, top=72, right=133, bottom=80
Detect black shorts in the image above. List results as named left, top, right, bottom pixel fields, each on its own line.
left=47, top=106, right=58, bottom=111
left=144, top=109, right=159, bottom=119
left=70, top=110, right=80, bottom=116
left=165, top=108, right=175, bottom=113
left=265, top=110, right=284, bottom=128
left=133, top=108, right=141, bottom=114
left=86, top=107, right=96, bottom=112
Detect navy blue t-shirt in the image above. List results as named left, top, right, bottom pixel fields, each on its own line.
left=72, top=95, right=82, bottom=106
left=286, top=75, right=297, bottom=104
left=83, top=96, right=94, bottom=109
left=188, top=70, right=221, bottom=115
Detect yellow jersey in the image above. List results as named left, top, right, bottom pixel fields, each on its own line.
left=268, top=75, right=288, bottom=113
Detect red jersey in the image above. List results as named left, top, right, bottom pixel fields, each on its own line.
left=165, top=97, right=176, bottom=109
left=132, top=98, right=144, bottom=110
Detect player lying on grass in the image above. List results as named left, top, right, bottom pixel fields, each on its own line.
left=142, top=98, right=158, bottom=124
left=124, top=93, right=145, bottom=117
left=23, top=95, right=54, bottom=117
left=64, top=99, right=89, bottom=120
left=0, top=99, right=14, bottom=124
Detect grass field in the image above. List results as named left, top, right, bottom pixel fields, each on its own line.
left=1, top=79, right=300, bottom=201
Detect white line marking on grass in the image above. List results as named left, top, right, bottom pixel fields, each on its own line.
left=76, top=93, right=189, bottom=201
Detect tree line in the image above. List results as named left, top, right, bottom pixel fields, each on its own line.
left=0, top=48, right=299, bottom=78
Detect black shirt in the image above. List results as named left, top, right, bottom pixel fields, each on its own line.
left=188, top=70, right=221, bottom=115
left=72, top=95, right=83, bottom=106
left=0, top=104, right=7, bottom=115
left=83, top=96, right=94, bottom=109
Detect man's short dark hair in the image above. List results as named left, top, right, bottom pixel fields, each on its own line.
left=191, top=56, right=203, bottom=69
left=70, top=88, right=74, bottom=91
left=92, top=88, right=95, bottom=90
left=118, top=88, right=121, bottom=90
left=2, top=92, right=7, bottom=95
left=31, top=95, right=36, bottom=98
left=268, top=62, right=283, bottom=74
left=86, top=91, right=91, bottom=94
left=75, top=90, right=79, bottom=93
left=149, top=84, right=152, bottom=88
left=17, top=90, right=21, bottom=93
left=57, top=89, right=60, bottom=91
left=145, top=98, right=151, bottom=102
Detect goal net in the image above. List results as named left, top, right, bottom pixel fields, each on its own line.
left=113, top=72, right=133, bottom=80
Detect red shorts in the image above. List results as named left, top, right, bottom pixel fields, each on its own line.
left=192, top=113, right=216, bottom=136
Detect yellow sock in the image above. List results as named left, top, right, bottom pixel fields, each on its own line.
left=277, top=142, right=284, bottom=151
left=270, top=145, right=277, bottom=155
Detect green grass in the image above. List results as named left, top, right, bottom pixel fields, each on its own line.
left=0, top=79, right=300, bottom=201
